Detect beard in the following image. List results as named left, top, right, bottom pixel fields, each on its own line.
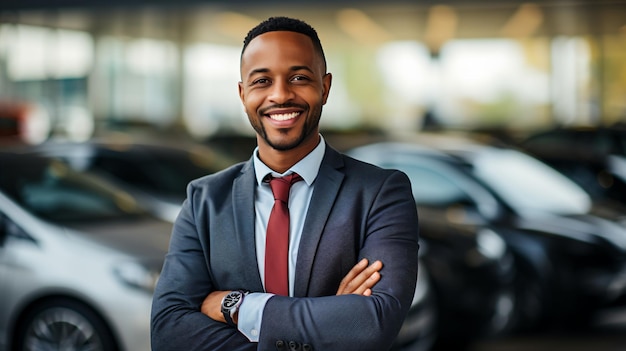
left=250, top=102, right=322, bottom=151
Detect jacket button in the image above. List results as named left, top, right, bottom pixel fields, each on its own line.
left=302, top=344, right=312, bottom=351
left=275, top=340, right=286, bottom=350
left=288, top=340, right=300, bottom=350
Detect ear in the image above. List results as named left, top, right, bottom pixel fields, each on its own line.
left=238, top=81, right=245, bottom=104
left=321, top=73, right=332, bottom=105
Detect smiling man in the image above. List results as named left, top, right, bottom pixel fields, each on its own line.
left=151, top=16, right=420, bottom=351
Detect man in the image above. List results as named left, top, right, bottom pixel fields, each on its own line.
left=151, top=16, right=419, bottom=351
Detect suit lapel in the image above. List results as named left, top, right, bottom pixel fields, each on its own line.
left=294, top=147, right=345, bottom=296
left=232, top=159, right=265, bottom=292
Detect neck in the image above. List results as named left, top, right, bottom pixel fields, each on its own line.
left=257, top=134, right=320, bottom=173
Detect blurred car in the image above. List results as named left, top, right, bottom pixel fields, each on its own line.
left=346, top=144, right=517, bottom=348
left=348, top=133, right=626, bottom=334
left=14, top=137, right=238, bottom=222
left=0, top=151, right=172, bottom=351
left=517, top=125, right=626, bottom=207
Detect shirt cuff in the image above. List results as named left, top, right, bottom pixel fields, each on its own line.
left=237, top=292, right=273, bottom=342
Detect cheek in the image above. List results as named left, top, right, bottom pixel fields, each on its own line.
left=242, top=91, right=264, bottom=111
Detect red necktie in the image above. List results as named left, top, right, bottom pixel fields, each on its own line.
left=265, top=173, right=303, bottom=295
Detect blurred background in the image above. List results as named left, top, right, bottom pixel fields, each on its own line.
left=1, top=0, right=625, bottom=142
left=1, top=0, right=626, bottom=351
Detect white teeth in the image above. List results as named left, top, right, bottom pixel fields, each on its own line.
left=269, top=112, right=299, bottom=121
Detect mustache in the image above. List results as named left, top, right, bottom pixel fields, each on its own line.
left=259, top=103, right=307, bottom=115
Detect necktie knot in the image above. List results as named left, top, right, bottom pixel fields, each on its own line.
left=269, top=173, right=303, bottom=203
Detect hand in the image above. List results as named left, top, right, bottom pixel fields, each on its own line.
left=201, top=291, right=230, bottom=323
left=336, top=258, right=383, bottom=296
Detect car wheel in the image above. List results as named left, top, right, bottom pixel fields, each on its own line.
left=13, top=298, right=119, bottom=351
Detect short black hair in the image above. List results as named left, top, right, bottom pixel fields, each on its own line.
left=242, top=16, right=327, bottom=71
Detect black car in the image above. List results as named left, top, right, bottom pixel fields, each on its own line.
left=348, top=133, right=626, bottom=335
left=518, top=125, right=626, bottom=207
left=346, top=142, right=518, bottom=348
left=8, top=137, right=238, bottom=222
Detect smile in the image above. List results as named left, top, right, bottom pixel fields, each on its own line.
left=268, top=112, right=300, bottom=121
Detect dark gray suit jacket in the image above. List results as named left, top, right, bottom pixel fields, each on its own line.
left=151, top=145, right=419, bottom=351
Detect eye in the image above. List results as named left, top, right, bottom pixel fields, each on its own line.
left=251, top=78, right=270, bottom=86
left=291, top=75, right=310, bottom=83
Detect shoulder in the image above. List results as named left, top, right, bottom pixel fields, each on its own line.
left=187, top=160, right=249, bottom=194
left=322, top=147, right=411, bottom=195
left=326, top=146, right=406, bottom=180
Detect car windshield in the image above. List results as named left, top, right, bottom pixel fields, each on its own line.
left=87, top=145, right=234, bottom=198
left=0, top=156, right=144, bottom=223
left=471, top=149, right=591, bottom=215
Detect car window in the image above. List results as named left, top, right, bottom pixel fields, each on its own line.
left=472, top=149, right=591, bottom=215
left=92, top=148, right=222, bottom=197
left=21, top=180, right=124, bottom=222
left=0, top=157, right=141, bottom=223
left=590, top=131, right=614, bottom=155
left=380, top=162, right=469, bottom=206
left=524, top=131, right=573, bottom=151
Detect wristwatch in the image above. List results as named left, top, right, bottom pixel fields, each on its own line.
left=221, top=290, right=248, bottom=327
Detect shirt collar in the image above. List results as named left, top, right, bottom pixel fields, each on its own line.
left=253, top=135, right=326, bottom=186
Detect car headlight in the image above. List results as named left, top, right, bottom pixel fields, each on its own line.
left=476, top=228, right=506, bottom=260
left=113, top=261, right=160, bottom=293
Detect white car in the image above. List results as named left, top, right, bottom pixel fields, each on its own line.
left=0, top=152, right=172, bottom=351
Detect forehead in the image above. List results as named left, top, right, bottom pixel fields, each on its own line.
left=240, top=31, right=322, bottom=74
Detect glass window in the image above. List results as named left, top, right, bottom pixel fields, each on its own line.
left=5, top=25, right=93, bottom=81
left=381, top=162, right=468, bottom=206
left=183, top=43, right=246, bottom=138
left=95, top=36, right=178, bottom=126
left=436, top=38, right=550, bottom=128
left=0, top=157, right=141, bottom=223
left=473, top=148, right=591, bottom=215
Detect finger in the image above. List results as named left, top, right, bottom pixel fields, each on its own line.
left=351, top=261, right=383, bottom=294
left=337, top=258, right=374, bottom=294
left=338, top=260, right=383, bottom=295
left=337, top=258, right=369, bottom=294
left=352, top=270, right=381, bottom=295
left=343, top=270, right=380, bottom=296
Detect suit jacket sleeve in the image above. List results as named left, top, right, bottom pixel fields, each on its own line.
left=151, top=165, right=257, bottom=351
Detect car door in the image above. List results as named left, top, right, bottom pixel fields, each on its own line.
left=0, top=201, right=43, bottom=349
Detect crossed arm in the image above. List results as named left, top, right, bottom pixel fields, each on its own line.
left=201, top=258, right=383, bottom=324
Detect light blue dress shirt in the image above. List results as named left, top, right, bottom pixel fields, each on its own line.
left=237, top=136, right=326, bottom=342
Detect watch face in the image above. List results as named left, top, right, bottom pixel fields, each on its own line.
left=223, top=292, right=241, bottom=308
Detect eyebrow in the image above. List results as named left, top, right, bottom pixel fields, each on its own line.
left=246, top=65, right=314, bottom=80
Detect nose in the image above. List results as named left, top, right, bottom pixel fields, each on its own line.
left=268, top=80, right=294, bottom=104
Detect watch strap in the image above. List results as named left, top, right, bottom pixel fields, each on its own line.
left=223, top=308, right=237, bottom=327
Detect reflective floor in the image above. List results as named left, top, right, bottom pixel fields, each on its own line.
left=469, top=306, right=626, bottom=351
